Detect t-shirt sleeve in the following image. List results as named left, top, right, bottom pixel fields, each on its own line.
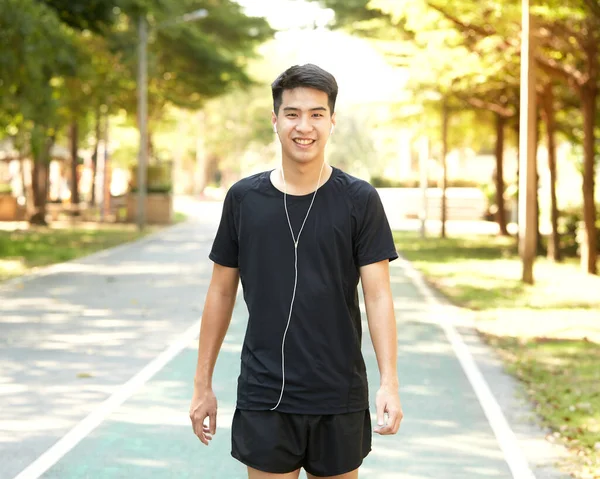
left=209, top=188, right=239, bottom=268
left=354, top=184, right=399, bottom=267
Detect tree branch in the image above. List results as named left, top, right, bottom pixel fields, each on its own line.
left=456, top=94, right=514, bottom=117
left=537, top=19, right=586, bottom=52
left=426, top=1, right=520, bottom=51
left=468, top=98, right=513, bottom=117
left=583, top=0, right=600, bottom=20
left=426, top=2, right=493, bottom=37
left=535, top=54, right=584, bottom=87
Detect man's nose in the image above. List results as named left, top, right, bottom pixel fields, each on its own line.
left=295, top=115, right=313, bottom=132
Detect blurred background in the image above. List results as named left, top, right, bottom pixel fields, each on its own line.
left=2, top=3, right=600, bottom=477
left=0, top=0, right=599, bottom=268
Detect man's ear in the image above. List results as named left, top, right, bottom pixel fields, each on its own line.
left=271, top=111, right=277, bottom=132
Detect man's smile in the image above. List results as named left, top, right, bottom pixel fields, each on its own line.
left=293, top=138, right=316, bottom=146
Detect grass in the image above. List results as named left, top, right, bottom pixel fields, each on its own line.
left=174, top=211, right=188, bottom=223
left=0, top=209, right=189, bottom=282
left=488, top=336, right=600, bottom=478
left=394, top=231, right=600, bottom=478
left=0, top=224, right=154, bottom=282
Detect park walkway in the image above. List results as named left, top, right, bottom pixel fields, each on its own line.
left=0, top=199, right=567, bottom=479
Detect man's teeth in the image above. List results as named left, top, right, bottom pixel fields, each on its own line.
left=294, top=139, right=314, bottom=145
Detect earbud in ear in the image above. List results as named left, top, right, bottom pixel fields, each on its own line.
left=273, top=125, right=277, bottom=133
left=330, top=125, right=334, bottom=134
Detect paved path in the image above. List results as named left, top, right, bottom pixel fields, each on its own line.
left=0, top=200, right=567, bottom=479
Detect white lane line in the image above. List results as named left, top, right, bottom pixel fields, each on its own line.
left=399, top=257, right=536, bottom=479
left=13, top=319, right=201, bottom=479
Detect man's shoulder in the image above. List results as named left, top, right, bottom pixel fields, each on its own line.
left=227, top=170, right=269, bottom=201
left=333, top=167, right=376, bottom=200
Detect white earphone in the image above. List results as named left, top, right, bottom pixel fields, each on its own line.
left=271, top=160, right=326, bottom=411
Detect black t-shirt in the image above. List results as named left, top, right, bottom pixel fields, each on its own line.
left=209, top=166, right=398, bottom=414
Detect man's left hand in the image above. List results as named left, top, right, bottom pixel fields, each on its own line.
left=373, top=385, right=403, bottom=435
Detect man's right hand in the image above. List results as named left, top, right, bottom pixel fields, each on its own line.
left=189, top=388, right=217, bottom=445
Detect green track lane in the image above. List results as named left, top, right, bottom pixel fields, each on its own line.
left=42, top=270, right=512, bottom=478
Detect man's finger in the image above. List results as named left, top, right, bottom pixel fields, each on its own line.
left=191, top=411, right=209, bottom=445
left=374, top=409, right=387, bottom=434
left=374, top=423, right=392, bottom=435
left=376, top=403, right=385, bottom=428
left=388, top=409, right=400, bottom=434
left=394, top=410, right=404, bottom=433
left=375, top=414, right=394, bottom=435
left=196, top=422, right=208, bottom=445
left=209, top=411, right=217, bottom=435
left=375, top=409, right=401, bottom=435
left=197, top=426, right=208, bottom=445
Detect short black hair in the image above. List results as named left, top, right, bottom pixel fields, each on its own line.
left=271, top=64, right=338, bottom=115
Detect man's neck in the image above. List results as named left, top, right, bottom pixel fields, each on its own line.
left=274, top=159, right=332, bottom=195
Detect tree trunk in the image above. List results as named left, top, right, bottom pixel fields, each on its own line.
left=494, top=114, right=509, bottom=235
left=102, top=114, right=111, bottom=219
left=194, top=111, right=207, bottom=196
left=534, top=109, right=544, bottom=255
left=70, top=120, right=80, bottom=208
left=541, top=84, right=561, bottom=262
left=512, top=120, right=521, bottom=250
left=579, top=84, right=598, bottom=274
left=518, top=8, right=537, bottom=284
left=147, top=128, right=154, bottom=163
left=29, top=136, right=54, bottom=225
left=90, top=108, right=102, bottom=206
left=440, top=100, right=449, bottom=239
left=514, top=121, right=520, bottom=186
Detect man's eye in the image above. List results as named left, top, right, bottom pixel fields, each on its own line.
left=287, top=113, right=297, bottom=118
left=313, top=113, right=324, bottom=118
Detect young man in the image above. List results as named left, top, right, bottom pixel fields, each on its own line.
left=190, top=64, right=403, bottom=479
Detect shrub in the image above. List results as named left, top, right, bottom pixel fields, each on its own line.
left=129, top=164, right=172, bottom=194
left=558, top=204, right=600, bottom=257
left=129, top=184, right=173, bottom=194
left=370, top=176, right=480, bottom=188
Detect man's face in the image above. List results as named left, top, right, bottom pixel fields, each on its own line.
left=272, top=87, right=336, bottom=165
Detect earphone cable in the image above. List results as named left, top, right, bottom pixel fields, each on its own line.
left=270, top=161, right=326, bottom=410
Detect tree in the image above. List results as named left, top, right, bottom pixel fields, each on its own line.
left=109, top=0, right=274, bottom=147
left=0, top=0, right=77, bottom=223
left=202, top=84, right=274, bottom=184
left=1, top=0, right=275, bottom=222
left=539, top=81, right=561, bottom=261
left=311, top=0, right=521, bottom=237
left=417, top=0, right=599, bottom=273
left=370, top=0, right=599, bottom=273
left=39, top=0, right=117, bottom=33
left=327, top=110, right=378, bottom=176
left=533, top=1, right=599, bottom=274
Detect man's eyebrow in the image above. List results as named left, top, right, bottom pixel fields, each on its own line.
left=282, top=106, right=328, bottom=112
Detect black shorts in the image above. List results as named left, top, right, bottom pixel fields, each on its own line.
left=231, top=408, right=372, bottom=477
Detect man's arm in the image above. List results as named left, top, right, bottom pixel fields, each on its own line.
left=189, top=263, right=239, bottom=445
left=360, top=259, right=403, bottom=435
